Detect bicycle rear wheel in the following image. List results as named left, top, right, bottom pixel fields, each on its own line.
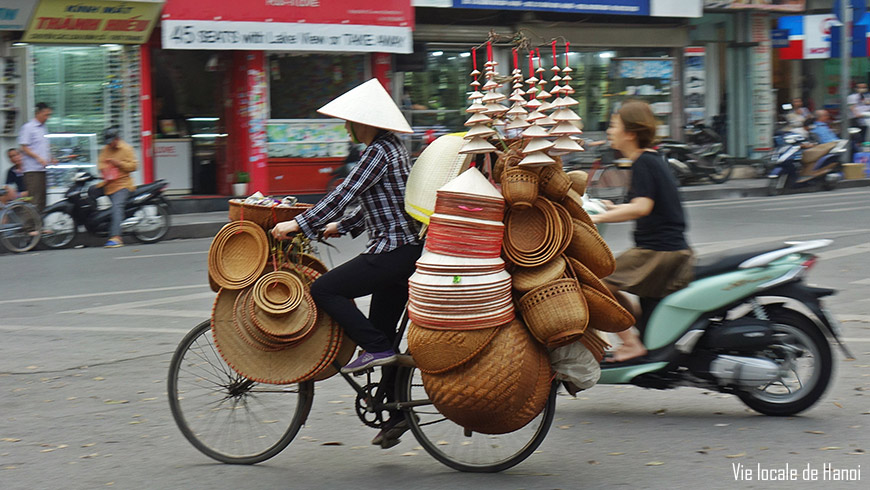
left=397, top=366, right=556, bottom=473
left=167, top=320, right=314, bottom=464
left=587, top=166, right=630, bottom=203
left=0, top=202, right=41, bottom=253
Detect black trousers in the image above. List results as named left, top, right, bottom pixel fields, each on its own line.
left=310, top=243, right=423, bottom=353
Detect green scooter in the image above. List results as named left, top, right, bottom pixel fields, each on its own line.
left=597, top=239, right=851, bottom=416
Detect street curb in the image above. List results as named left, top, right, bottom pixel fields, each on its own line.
left=162, top=178, right=870, bottom=242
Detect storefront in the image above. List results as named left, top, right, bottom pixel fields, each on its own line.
left=405, top=0, right=703, bottom=155
left=157, top=0, right=413, bottom=196
left=0, top=0, right=161, bottom=203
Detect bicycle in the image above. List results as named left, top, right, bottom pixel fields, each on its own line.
left=0, top=192, right=42, bottom=253
left=168, top=250, right=557, bottom=472
left=584, top=143, right=632, bottom=204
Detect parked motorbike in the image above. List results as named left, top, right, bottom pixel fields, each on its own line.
left=658, top=124, right=733, bottom=185
left=597, top=239, right=848, bottom=416
left=766, top=132, right=848, bottom=196
left=41, top=172, right=171, bottom=249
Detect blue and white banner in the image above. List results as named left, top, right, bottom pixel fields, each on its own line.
left=452, top=0, right=651, bottom=17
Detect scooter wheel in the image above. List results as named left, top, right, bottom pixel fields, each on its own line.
left=736, top=309, right=833, bottom=416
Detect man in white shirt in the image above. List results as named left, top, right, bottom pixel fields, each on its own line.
left=17, top=102, right=53, bottom=212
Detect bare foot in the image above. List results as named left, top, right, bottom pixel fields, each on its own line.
left=604, top=343, right=648, bottom=363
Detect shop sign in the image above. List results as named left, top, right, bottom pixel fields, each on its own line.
left=0, top=0, right=38, bottom=31
left=161, top=0, right=413, bottom=53
left=22, top=0, right=163, bottom=44
left=750, top=13, right=774, bottom=151
left=452, top=0, right=650, bottom=16
left=704, top=1, right=804, bottom=12
left=778, top=14, right=841, bottom=60
left=161, top=21, right=412, bottom=53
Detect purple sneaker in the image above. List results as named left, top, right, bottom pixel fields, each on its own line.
left=340, top=350, right=398, bottom=374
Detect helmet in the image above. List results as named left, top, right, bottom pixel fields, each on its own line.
left=103, top=127, right=120, bottom=144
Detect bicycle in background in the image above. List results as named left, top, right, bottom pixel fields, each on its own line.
left=0, top=190, right=42, bottom=253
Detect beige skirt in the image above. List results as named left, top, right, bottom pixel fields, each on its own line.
left=603, top=247, right=694, bottom=299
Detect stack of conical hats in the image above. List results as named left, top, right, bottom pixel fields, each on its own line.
left=409, top=168, right=553, bottom=434
left=460, top=45, right=500, bottom=155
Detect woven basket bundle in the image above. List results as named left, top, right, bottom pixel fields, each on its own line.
left=208, top=220, right=269, bottom=290
left=211, top=260, right=354, bottom=384
left=228, top=199, right=313, bottom=231
left=500, top=167, right=539, bottom=210
left=537, top=164, right=573, bottom=202
left=420, top=318, right=552, bottom=434
left=502, top=198, right=571, bottom=267
left=408, top=321, right=501, bottom=374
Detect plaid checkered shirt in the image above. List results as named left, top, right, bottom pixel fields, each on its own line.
left=295, top=132, right=422, bottom=254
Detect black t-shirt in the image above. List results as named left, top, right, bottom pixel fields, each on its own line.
left=625, top=151, right=688, bottom=251
left=5, top=167, right=26, bottom=193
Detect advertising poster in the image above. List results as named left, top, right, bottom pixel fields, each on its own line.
left=684, top=47, right=706, bottom=124
left=751, top=13, right=775, bottom=151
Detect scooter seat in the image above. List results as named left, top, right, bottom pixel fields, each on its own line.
left=693, top=246, right=783, bottom=280
left=132, top=180, right=167, bottom=198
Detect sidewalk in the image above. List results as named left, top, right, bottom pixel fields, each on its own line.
left=165, top=175, right=870, bottom=242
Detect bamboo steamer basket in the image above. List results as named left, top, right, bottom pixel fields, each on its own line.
left=228, top=199, right=313, bottom=230
left=518, top=278, right=589, bottom=347
left=420, top=318, right=552, bottom=434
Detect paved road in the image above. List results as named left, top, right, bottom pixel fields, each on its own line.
left=1, top=188, right=869, bottom=489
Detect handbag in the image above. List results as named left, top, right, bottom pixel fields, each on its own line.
left=101, top=164, right=120, bottom=182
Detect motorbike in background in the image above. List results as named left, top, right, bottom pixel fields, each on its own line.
left=41, top=172, right=171, bottom=248
left=658, top=123, right=733, bottom=185
left=766, top=132, right=848, bottom=196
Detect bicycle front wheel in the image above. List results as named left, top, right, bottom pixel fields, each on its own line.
left=397, top=366, right=556, bottom=473
left=587, top=166, right=630, bottom=203
left=167, top=320, right=314, bottom=465
left=0, top=203, right=41, bottom=253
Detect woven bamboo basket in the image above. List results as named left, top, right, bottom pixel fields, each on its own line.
left=565, top=219, right=616, bottom=278
left=228, top=199, right=313, bottom=230
left=561, top=189, right=594, bottom=227
left=420, top=318, right=552, bottom=434
left=581, top=284, right=635, bottom=333
left=518, top=278, right=589, bottom=347
left=511, top=255, right=567, bottom=293
left=538, top=164, right=573, bottom=201
left=408, top=322, right=501, bottom=374
left=208, top=221, right=269, bottom=290
left=567, top=170, right=589, bottom=196
left=500, top=167, right=539, bottom=210
left=503, top=199, right=564, bottom=267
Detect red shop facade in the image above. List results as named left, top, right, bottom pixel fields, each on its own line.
left=152, top=0, right=413, bottom=196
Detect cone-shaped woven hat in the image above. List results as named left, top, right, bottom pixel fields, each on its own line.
left=317, top=79, right=412, bottom=134
left=439, top=167, right=503, bottom=200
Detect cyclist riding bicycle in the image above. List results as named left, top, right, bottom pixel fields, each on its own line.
left=271, top=79, right=423, bottom=449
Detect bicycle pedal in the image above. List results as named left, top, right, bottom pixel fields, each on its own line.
left=351, top=367, right=375, bottom=377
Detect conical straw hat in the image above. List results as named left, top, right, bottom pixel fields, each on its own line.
left=465, top=112, right=492, bottom=126
left=405, top=133, right=472, bottom=224
left=438, top=167, right=503, bottom=200
left=523, top=138, right=555, bottom=154
left=550, top=122, right=582, bottom=136
left=465, top=124, right=497, bottom=138
left=551, top=136, right=585, bottom=154
left=522, top=125, right=550, bottom=138
left=317, top=79, right=412, bottom=134
left=459, top=137, right=497, bottom=154
left=518, top=151, right=555, bottom=166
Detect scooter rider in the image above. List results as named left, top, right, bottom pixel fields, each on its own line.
left=271, top=79, right=423, bottom=448
left=591, top=100, right=694, bottom=363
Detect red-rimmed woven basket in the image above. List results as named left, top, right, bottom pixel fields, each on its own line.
left=518, top=278, right=589, bottom=347
left=228, top=199, right=313, bottom=230
left=420, top=318, right=552, bottom=434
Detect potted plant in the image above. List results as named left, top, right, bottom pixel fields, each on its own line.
left=233, top=171, right=250, bottom=197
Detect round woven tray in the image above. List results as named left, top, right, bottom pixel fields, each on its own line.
left=421, top=318, right=552, bottom=434
left=518, top=278, right=589, bottom=347
left=208, top=221, right=269, bottom=290
left=408, top=321, right=501, bottom=374
left=228, top=199, right=313, bottom=230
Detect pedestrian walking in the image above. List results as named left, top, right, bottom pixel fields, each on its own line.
left=17, top=102, right=53, bottom=213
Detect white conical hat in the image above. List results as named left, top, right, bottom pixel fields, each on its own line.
left=458, top=137, right=497, bottom=154
left=551, top=108, right=581, bottom=121
left=523, top=138, right=554, bottom=154
left=550, top=136, right=585, bottom=153
left=317, top=79, right=412, bottom=134
left=522, top=124, right=551, bottom=138
left=505, top=117, right=531, bottom=130
left=518, top=151, right=555, bottom=166
left=465, top=124, right=497, bottom=138
left=482, top=91, right=506, bottom=103
left=549, top=121, right=583, bottom=136
left=464, top=112, right=492, bottom=126
left=506, top=103, right=528, bottom=116
left=439, top=167, right=503, bottom=199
